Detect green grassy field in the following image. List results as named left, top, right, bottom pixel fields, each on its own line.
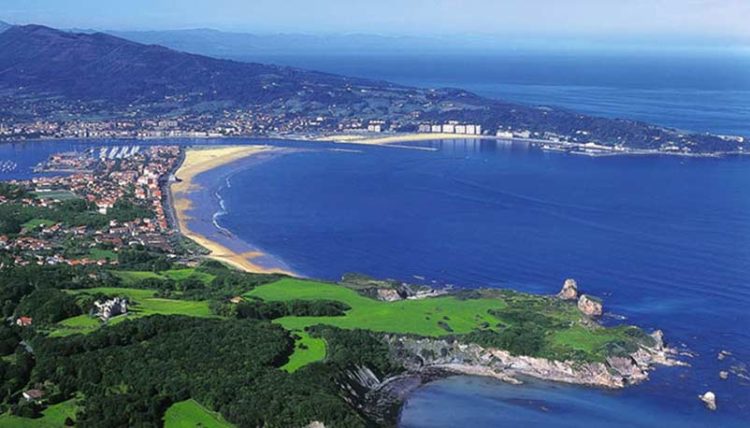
left=113, top=268, right=215, bottom=285
left=247, top=278, right=641, bottom=365
left=112, top=270, right=162, bottom=283
left=0, top=399, right=77, bottom=427
left=247, top=278, right=507, bottom=337
left=88, top=248, right=117, bottom=261
left=51, top=288, right=214, bottom=337
left=281, top=331, right=327, bottom=373
left=32, top=190, right=79, bottom=201
left=51, top=314, right=102, bottom=337
left=164, top=399, right=234, bottom=428
left=21, top=218, right=56, bottom=230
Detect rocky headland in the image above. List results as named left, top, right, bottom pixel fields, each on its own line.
left=338, top=279, right=686, bottom=426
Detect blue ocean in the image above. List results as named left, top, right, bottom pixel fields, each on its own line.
left=211, top=140, right=749, bottom=427
left=1, top=51, right=748, bottom=427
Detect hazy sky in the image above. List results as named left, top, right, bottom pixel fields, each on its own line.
left=2, top=0, right=748, bottom=42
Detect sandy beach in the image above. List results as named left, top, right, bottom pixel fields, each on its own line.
left=171, top=145, right=293, bottom=275
left=314, top=132, right=485, bottom=146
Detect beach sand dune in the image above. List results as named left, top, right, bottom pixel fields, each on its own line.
left=171, top=146, right=292, bottom=275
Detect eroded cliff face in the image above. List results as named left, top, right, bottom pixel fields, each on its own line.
left=329, top=330, right=683, bottom=427
left=383, top=330, right=681, bottom=389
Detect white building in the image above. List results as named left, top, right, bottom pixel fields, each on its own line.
left=94, top=297, right=128, bottom=321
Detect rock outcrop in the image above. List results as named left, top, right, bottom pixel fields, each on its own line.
left=577, top=294, right=603, bottom=317
left=384, top=330, right=678, bottom=389
left=376, top=288, right=405, bottom=302
left=699, top=391, right=717, bottom=411
left=557, top=279, right=579, bottom=300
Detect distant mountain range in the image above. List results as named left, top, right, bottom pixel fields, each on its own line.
left=0, top=24, right=387, bottom=106
left=0, top=21, right=11, bottom=33
left=0, top=23, right=743, bottom=153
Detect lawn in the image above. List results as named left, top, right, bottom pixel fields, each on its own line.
left=88, top=248, right=117, bottom=261
left=50, top=314, right=101, bottom=337
left=162, top=268, right=215, bottom=283
left=112, top=270, right=163, bottom=283
left=0, top=399, right=77, bottom=427
left=21, top=218, right=56, bottom=230
left=247, top=278, right=507, bottom=337
left=113, top=268, right=215, bottom=285
left=164, top=399, right=234, bottom=428
left=552, top=325, right=621, bottom=351
left=281, top=330, right=327, bottom=373
left=32, top=190, right=79, bottom=201
left=548, top=324, right=648, bottom=361
left=51, top=288, right=215, bottom=337
left=247, top=278, right=641, bottom=365
left=72, top=287, right=214, bottom=317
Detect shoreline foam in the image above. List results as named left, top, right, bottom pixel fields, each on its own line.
left=171, top=145, right=293, bottom=275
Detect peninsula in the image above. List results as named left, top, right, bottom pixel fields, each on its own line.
left=0, top=144, right=681, bottom=427
left=0, top=23, right=746, bottom=156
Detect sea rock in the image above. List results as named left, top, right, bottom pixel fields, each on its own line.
left=557, top=279, right=579, bottom=300
left=577, top=294, right=603, bottom=317
left=650, top=330, right=665, bottom=347
left=699, top=391, right=717, bottom=411
left=719, top=371, right=729, bottom=380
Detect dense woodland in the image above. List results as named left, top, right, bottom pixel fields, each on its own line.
left=31, top=316, right=384, bottom=427
left=0, top=260, right=403, bottom=427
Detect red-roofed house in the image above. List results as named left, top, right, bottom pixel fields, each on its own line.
left=16, top=316, right=32, bottom=327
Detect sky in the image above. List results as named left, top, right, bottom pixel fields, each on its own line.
left=1, top=0, right=748, bottom=44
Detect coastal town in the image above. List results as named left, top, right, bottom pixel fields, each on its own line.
left=2, top=113, right=746, bottom=157
left=0, top=114, right=509, bottom=141
left=0, top=145, right=184, bottom=269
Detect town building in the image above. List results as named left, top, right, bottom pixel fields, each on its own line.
left=15, top=316, right=32, bottom=327
left=94, top=297, right=128, bottom=321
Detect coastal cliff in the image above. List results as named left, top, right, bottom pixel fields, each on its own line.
left=383, top=329, right=680, bottom=389
left=336, top=328, right=682, bottom=426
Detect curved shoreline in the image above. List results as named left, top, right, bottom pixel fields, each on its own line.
left=171, top=145, right=294, bottom=275
left=9, top=133, right=747, bottom=157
